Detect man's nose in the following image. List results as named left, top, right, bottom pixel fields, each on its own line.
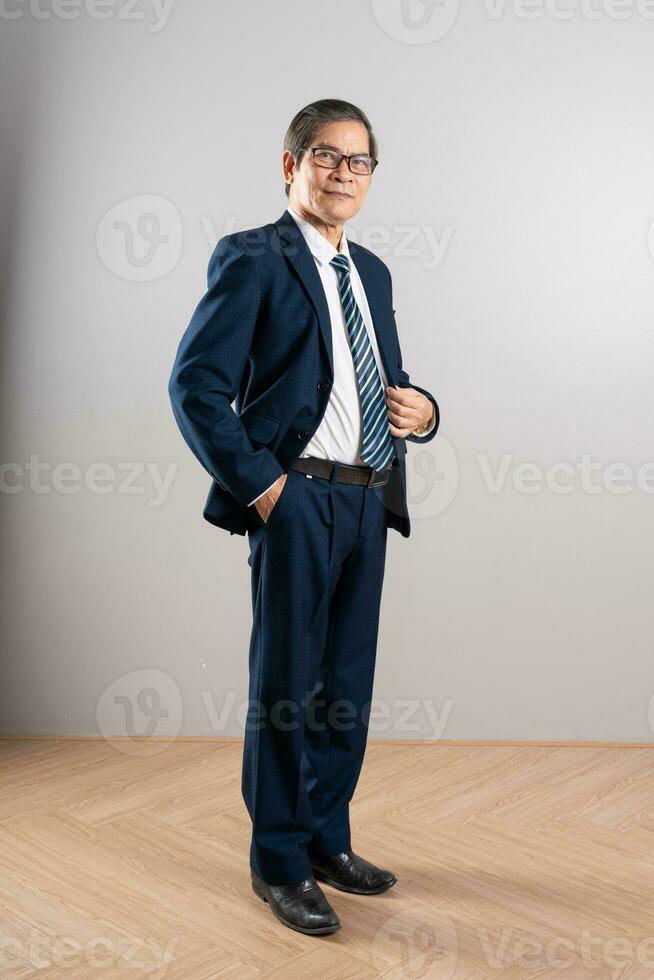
left=332, top=158, right=352, bottom=179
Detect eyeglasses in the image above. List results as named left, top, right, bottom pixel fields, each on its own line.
left=303, top=145, right=379, bottom=176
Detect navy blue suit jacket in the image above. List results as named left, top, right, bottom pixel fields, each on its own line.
left=168, top=208, right=440, bottom=538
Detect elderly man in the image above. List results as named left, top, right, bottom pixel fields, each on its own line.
left=168, top=98, right=439, bottom=936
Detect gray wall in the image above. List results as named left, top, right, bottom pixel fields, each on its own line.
left=2, top=0, right=654, bottom=741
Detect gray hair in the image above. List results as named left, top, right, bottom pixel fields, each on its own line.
left=282, top=99, right=379, bottom=198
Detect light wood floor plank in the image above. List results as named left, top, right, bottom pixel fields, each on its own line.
left=1, top=739, right=653, bottom=977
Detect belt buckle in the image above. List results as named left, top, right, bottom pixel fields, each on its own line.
left=367, top=464, right=389, bottom=488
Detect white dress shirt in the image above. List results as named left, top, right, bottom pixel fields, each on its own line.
left=248, top=205, right=435, bottom=506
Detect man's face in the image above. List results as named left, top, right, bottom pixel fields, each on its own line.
left=285, top=120, right=373, bottom=224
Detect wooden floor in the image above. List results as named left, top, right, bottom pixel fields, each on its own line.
left=1, top=739, right=653, bottom=978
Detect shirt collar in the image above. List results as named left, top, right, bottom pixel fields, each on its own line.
left=286, top=204, right=352, bottom=268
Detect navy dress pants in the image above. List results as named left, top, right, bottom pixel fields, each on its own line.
left=242, top=462, right=388, bottom=885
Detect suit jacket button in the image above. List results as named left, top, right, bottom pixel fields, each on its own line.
left=317, top=380, right=330, bottom=391
left=298, top=430, right=310, bottom=439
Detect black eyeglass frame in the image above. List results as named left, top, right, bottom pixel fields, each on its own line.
left=301, top=145, right=379, bottom=175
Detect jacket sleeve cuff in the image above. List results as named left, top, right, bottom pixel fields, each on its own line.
left=248, top=475, right=281, bottom=507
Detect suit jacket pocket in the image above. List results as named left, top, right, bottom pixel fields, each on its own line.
left=239, top=409, right=281, bottom=445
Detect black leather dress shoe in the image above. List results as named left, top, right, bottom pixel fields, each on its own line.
left=250, top=870, right=341, bottom=935
left=308, top=848, right=398, bottom=894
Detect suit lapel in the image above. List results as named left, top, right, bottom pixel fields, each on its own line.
left=275, top=210, right=334, bottom=374
left=274, top=209, right=397, bottom=386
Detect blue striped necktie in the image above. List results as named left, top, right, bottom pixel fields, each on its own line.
left=330, top=253, right=395, bottom=471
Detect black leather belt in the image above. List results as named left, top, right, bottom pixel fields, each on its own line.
left=289, top=455, right=393, bottom=488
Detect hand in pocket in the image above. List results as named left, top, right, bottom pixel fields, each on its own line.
left=255, top=473, right=288, bottom=525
